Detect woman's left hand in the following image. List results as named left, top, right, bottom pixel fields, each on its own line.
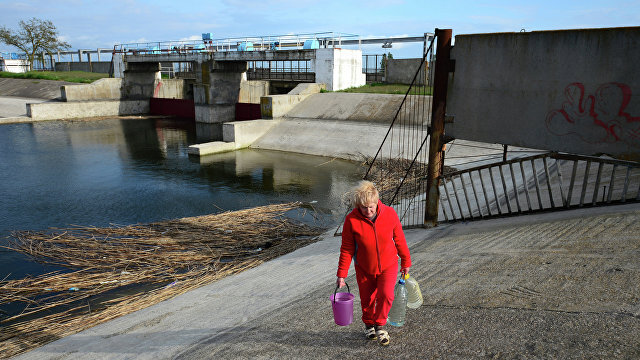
left=400, top=267, right=410, bottom=277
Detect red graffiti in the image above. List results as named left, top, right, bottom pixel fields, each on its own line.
left=546, top=82, right=640, bottom=147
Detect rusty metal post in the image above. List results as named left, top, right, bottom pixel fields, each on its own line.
left=425, top=28, right=452, bottom=226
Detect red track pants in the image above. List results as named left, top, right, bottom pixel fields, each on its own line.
left=355, top=264, right=398, bottom=326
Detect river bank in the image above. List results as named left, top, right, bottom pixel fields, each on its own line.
left=12, top=202, right=640, bottom=359
left=0, top=113, right=366, bottom=357
left=1, top=203, right=326, bottom=358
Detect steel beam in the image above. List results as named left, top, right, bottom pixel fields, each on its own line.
left=425, top=29, right=452, bottom=226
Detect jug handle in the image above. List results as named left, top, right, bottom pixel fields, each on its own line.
left=333, top=281, right=350, bottom=304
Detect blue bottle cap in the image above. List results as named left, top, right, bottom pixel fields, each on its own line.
left=398, top=278, right=405, bottom=284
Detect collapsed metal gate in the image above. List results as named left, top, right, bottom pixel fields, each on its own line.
left=439, top=152, right=640, bottom=222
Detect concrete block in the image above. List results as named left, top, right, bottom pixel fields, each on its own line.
left=0, top=116, right=34, bottom=125
left=195, top=104, right=236, bottom=123
left=122, top=62, right=161, bottom=100
left=222, top=119, right=281, bottom=147
left=154, top=79, right=189, bottom=99
left=260, top=94, right=307, bottom=119
left=27, top=100, right=149, bottom=120
left=314, top=48, right=366, bottom=91
left=187, top=141, right=237, bottom=156
left=283, top=92, right=419, bottom=124
left=62, top=78, right=123, bottom=101
left=288, top=83, right=325, bottom=95
left=239, top=80, right=269, bottom=104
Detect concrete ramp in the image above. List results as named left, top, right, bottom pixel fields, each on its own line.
left=252, top=92, right=431, bottom=160
left=251, top=118, right=396, bottom=160
left=284, top=92, right=409, bottom=123
left=0, top=78, right=74, bottom=100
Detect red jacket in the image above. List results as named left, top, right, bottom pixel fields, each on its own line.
left=337, top=200, right=411, bottom=278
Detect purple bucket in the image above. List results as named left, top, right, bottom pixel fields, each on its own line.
left=331, top=283, right=354, bottom=326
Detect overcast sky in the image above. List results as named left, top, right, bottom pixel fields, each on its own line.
left=1, top=0, right=638, bottom=58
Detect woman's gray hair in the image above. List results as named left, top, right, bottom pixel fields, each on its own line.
left=349, top=180, right=379, bottom=208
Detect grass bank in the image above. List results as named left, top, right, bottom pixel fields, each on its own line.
left=332, top=82, right=433, bottom=95
left=0, top=71, right=109, bottom=83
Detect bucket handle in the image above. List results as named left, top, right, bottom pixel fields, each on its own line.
left=333, top=281, right=350, bottom=304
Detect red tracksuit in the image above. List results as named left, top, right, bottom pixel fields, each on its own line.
left=337, top=200, right=411, bottom=326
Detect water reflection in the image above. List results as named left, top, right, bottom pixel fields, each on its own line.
left=0, top=117, right=362, bottom=281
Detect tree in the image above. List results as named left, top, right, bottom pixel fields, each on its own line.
left=380, top=52, right=393, bottom=72
left=0, top=17, right=71, bottom=70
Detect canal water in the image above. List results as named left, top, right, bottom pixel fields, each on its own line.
left=0, top=117, right=363, bottom=282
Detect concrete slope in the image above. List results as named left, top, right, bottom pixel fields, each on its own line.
left=0, top=97, right=46, bottom=118
left=252, top=92, right=433, bottom=160
left=0, top=78, right=74, bottom=99
left=285, top=92, right=429, bottom=124
left=251, top=118, right=404, bottom=160
left=14, top=203, right=640, bottom=359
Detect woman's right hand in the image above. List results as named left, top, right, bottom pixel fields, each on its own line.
left=336, top=277, right=346, bottom=288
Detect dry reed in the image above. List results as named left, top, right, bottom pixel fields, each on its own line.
left=0, top=202, right=325, bottom=358
left=359, top=156, right=455, bottom=203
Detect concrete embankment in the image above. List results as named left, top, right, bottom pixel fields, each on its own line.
left=0, top=78, right=71, bottom=123
left=14, top=203, right=640, bottom=359
left=253, top=92, right=429, bottom=160
left=189, top=91, right=420, bottom=159
left=0, top=78, right=75, bottom=100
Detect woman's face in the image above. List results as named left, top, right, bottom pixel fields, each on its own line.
left=358, top=201, right=378, bottom=220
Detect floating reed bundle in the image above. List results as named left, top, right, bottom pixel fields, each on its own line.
left=0, top=202, right=325, bottom=358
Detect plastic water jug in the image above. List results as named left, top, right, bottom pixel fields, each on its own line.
left=404, top=274, right=423, bottom=309
left=387, top=277, right=407, bottom=327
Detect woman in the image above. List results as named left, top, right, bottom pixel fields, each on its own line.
left=336, top=180, right=411, bottom=346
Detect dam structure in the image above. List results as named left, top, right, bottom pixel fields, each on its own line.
left=107, top=32, right=431, bottom=125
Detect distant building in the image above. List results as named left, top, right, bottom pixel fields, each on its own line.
left=1, top=53, right=29, bottom=72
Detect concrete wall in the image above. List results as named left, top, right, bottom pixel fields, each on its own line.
left=283, top=92, right=428, bottom=125
left=260, top=83, right=325, bottom=119
left=27, top=100, right=149, bottom=120
left=385, top=58, right=427, bottom=85
left=260, top=94, right=308, bottom=119
left=314, top=48, right=366, bottom=91
left=153, top=78, right=190, bottom=99
left=121, top=62, right=161, bottom=100
left=55, top=61, right=111, bottom=73
left=238, top=80, right=269, bottom=103
left=0, top=78, right=73, bottom=99
left=223, top=119, right=280, bottom=147
left=61, top=78, right=189, bottom=102
left=62, top=78, right=122, bottom=101
left=194, top=60, right=247, bottom=123
left=113, top=54, right=125, bottom=78
left=446, top=27, right=640, bottom=160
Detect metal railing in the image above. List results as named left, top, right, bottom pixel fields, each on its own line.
left=438, top=152, right=640, bottom=222
left=363, top=54, right=385, bottom=83
left=247, top=60, right=314, bottom=82
left=113, top=32, right=360, bottom=55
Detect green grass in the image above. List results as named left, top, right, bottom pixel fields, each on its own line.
left=334, top=82, right=433, bottom=95
left=0, top=71, right=109, bottom=83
